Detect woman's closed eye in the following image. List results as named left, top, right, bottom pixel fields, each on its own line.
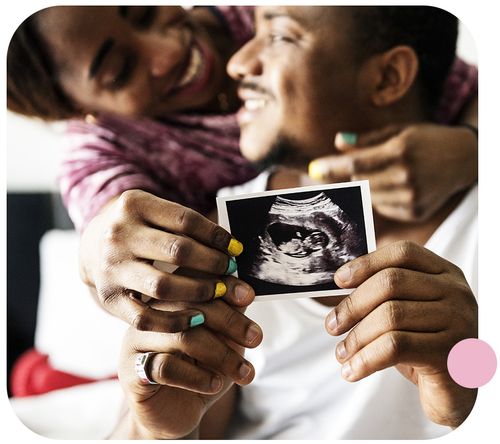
left=102, top=52, right=135, bottom=91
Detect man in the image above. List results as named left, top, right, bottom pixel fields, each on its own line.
left=113, top=6, right=477, bottom=439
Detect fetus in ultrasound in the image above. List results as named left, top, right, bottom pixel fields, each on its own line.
left=249, top=193, right=364, bottom=286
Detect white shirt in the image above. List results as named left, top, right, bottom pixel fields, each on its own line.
left=219, top=172, right=477, bottom=439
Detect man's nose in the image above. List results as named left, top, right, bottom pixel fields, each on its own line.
left=227, top=39, right=263, bottom=80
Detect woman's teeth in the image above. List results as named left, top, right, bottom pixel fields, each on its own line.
left=244, top=98, right=268, bottom=111
left=177, top=45, right=203, bottom=88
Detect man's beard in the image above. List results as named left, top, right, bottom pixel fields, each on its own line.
left=251, top=134, right=312, bottom=173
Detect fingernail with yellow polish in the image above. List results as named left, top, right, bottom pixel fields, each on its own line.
left=214, top=281, right=227, bottom=299
left=308, top=161, right=325, bottom=181
left=228, top=238, right=244, bottom=257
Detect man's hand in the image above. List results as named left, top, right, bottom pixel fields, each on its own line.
left=308, top=124, right=478, bottom=222
left=115, top=289, right=263, bottom=439
left=325, top=241, right=477, bottom=428
left=79, top=189, right=245, bottom=332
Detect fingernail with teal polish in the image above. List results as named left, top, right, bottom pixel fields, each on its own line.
left=226, top=257, right=237, bottom=275
left=341, top=132, right=358, bottom=145
left=190, top=313, right=205, bottom=328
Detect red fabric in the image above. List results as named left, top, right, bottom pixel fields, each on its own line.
left=10, top=348, right=117, bottom=397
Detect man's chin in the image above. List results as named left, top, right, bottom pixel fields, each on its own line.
left=243, top=135, right=311, bottom=173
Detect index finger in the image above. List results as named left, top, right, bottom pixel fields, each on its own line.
left=117, top=190, right=243, bottom=256
left=308, top=142, right=403, bottom=182
left=334, top=125, right=403, bottom=150
left=334, top=241, right=449, bottom=288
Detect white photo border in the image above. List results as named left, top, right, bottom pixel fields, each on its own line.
left=217, top=180, right=376, bottom=301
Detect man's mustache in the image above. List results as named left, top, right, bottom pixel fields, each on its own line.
left=238, top=81, right=274, bottom=99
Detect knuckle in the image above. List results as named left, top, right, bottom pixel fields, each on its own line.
left=165, top=237, right=190, bottom=265
left=397, top=164, right=412, bottom=186
left=219, top=346, right=235, bottom=369
left=174, top=330, right=191, bottom=349
left=131, top=307, right=152, bottom=331
left=404, top=187, right=417, bottom=205
left=342, top=296, right=356, bottom=321
left=346, top=326, right=361, bottom=350
left=99, top=248, right=127, bottom=276
left=97, top=285, right=118, bottom=307
left=216, top=254, right=229, bottom=274
left=103, top=222, right=127, bottom=244
left=408, top=203, right=425, bottom=222
left=351, top=349, right=370, bottom=375
left=145, top=274, right=169, bottom=298
left=161, top=310, right=188, bottom=333
left=174, top=207, right=197, bottom=232
left=385, top=300, right=403, bottom=330
left=398, top=129, right=414, bottom=154
left=209, top=224, right=229, bottom=250
left=386, top=331, right=406, bottom=357
left=393, top=240, right=417, bottom=262
left=379, top=268, right=403, bottom=295
left=117, top=190, right=142, bottom=215
left=194, top=282, right=212, bottom=302
left=448, top=261, right=465, bottom=279
left=157, top=354, right=176, bottom=383
left=223, top=308, right=241, bottom=332
left=350, top=156, right=362, bottom=174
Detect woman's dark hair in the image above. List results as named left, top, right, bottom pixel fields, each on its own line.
left=348, top=6, right=459, bottom=115
left=7, top=11, right=80, bottom=121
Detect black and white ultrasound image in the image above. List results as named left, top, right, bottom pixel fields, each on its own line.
left=226, top=186, right=368, bottom=296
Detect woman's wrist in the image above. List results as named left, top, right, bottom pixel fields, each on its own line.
left=108, top=410, right=149, bottom=439
left=109, top=410, right=200, bottom=440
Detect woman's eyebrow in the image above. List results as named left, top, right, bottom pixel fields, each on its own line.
left=89, top=38, right=115, bottom=79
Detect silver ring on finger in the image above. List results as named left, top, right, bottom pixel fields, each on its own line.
left=135, top=352, right=159, bottom=385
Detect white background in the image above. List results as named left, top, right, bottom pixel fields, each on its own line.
left=2, top=1, right=499, bottom=444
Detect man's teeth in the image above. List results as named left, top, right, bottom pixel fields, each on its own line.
left=244, top=98, right=268, bottom=110
left=177, top=46, right=203, bottom=88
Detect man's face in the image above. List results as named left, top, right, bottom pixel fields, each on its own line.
left=227, top=6, right=369, bottom=168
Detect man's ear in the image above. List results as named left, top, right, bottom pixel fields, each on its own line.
left=370, top=45, right=419, bottom=107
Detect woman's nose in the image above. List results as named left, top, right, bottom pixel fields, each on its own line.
left=149, top=51, right=174, bottom=78
left=227, top=39, right=263, bottom=81
left=144, top=35, right=183, bottom=78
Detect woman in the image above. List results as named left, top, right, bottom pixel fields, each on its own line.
left=7, top=5, right=478, bottom=332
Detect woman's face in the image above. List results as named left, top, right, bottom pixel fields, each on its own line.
left=36, top=6, right=228, bottom=117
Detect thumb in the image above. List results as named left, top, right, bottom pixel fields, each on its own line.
left=335, top=124, right=403, bottom=151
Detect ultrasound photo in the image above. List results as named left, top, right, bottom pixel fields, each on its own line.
left=217, top=180, right=376, bottom=301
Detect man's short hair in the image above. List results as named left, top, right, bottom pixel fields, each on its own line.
left=348, top=6, right=458, bottom=115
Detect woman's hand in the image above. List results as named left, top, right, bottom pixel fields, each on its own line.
left=115, top=291, right=263, bottom=439
left=79, top=189, right=246, bottom=332
left=308, top=123, right=478, bottom=222
left=325, top=241, right=477, bottom=428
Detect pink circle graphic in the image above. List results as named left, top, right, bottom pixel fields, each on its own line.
left=447, top=338, right=497, bottom=388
